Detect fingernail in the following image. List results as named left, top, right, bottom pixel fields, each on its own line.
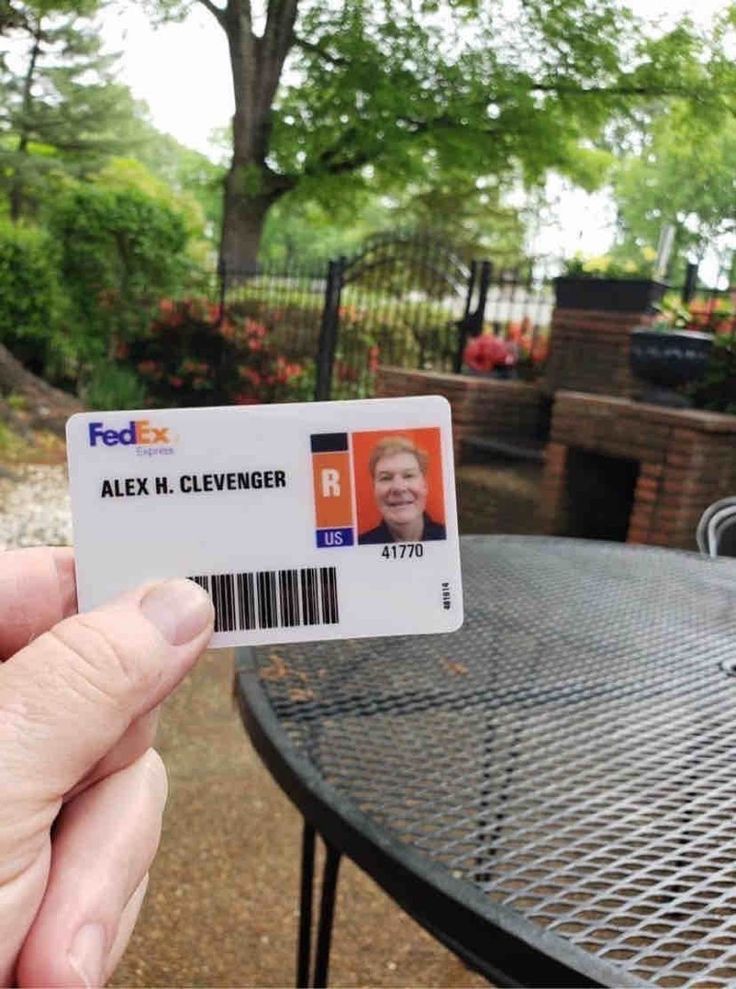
left=68, top=922, right=106, bottom=988
left=140, top=579, right=213, bottom=645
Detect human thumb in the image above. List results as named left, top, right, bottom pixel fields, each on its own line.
left=0, top=578, right=213, bottom=819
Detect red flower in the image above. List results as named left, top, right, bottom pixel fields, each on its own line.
left=530, top=338, right=549, bottom=365
left=517, top=333, right=533, bottom=357
left=245, top=319, right=268, bottom=339
left=336, top=361, right=358, bottom=383
left=464, top=334, right=515, bottom=372
left=169, top=376, right=183, bottom=388
left=239, top=367, right=262, bottom=387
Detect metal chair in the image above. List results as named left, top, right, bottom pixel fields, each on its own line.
left=696, top=497, right=736, bottom=557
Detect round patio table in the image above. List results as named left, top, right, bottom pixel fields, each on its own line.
left=234, top=535, right=736, bottom=988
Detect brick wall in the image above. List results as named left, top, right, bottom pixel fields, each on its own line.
left=375, top=366, right=544, bottom=460
left=543, top=309, right=655, bottom=398
left=540, top=391, right=736, bottom=550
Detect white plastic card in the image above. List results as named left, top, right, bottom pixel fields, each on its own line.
left=66, top=396, right=463, bottom=647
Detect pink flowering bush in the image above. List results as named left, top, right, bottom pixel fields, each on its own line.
left=126, top=298, right=308, bottom=406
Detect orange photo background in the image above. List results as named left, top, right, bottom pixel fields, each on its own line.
left=352, top=427, right=445, bottom=535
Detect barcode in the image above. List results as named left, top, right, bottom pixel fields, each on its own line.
left=189, top=566, right=339, bottom=633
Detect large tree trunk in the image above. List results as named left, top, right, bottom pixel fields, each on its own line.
left=219, top=176, right=276, bottom=271
left=210, top=0, right=298, bottom=272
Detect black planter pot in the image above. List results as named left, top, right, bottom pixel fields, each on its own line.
left=554, top=277, right=668, bottom=312
left=629, top=328, right=713, bottom=408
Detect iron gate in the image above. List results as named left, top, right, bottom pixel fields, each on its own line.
left=314, top=233, right=491, bottom=400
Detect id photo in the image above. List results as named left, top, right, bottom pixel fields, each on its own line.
left=352, top=428, right=446, bottom=545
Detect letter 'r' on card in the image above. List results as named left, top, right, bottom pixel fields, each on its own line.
left=66, top=396, right=463, bottom=648
left=311, top=432, right=354, bottom=548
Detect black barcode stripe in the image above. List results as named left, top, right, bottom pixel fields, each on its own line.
left=190, top=567, right=338, bottom=632
left=213, top=573, right=236, bottom=633
left=279, top=569, right=299, bottom=627
left=236, top=572, right=255, bottom=630
left=301, top=567, right=319, bottom=625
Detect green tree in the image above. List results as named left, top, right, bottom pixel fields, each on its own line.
left=0, top=0, right=138, bottom=220
left=48, top=182, right=190, bottom=369
left=0, top=218, right=67, bottom=373
left=612, top=100, right=736, bottom=281
left=114, top=118, right=226, bottom=244
left=147, top=0, right=734, bottom=270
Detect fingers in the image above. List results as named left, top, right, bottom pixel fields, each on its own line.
left=0, top=577, right=213, bottom=829
left=103, top=874, right=149, bottom=983
left=16, top=750, right=167, bottom=989
left=65, top=709, right=160, bottom=803
left=0, top=548, right=77, bottom=660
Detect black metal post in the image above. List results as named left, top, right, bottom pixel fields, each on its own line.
left=682, top=262, right=699, bottom=304
left=453, top=261, right=477, bottom=374
left=312, top=843, right=342, bottom=988
left=476, top=260, right=492, bottom=329
left=315, top=258, right=345, bottom=401
left=297, top=822, right=316, bottom=989
left=216, top=256, right=227, bottom=326
left=453, top=260, right=492, bottom=373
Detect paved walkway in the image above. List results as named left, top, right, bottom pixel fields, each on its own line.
left=110, top=648, right=487, bottom=987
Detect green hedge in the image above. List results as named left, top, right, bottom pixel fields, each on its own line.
left=0, top=220, right=66, bottom=376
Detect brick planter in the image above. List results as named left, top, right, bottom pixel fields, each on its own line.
left=540, top=391, right=736, bottom=550
left=375, top=366, right=544, bottom=460
left=543, top=308, right=656, bottom=399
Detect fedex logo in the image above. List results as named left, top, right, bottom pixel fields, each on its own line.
left=88, top=420, right=171, bottom=448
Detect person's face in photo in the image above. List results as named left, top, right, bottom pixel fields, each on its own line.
left=373, top=451, right=428, bottom=528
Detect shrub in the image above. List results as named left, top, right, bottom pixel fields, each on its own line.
left=0, top=220, right=67, bottom=375
left=127, top=299, right=308, bottom=407
left=82, top=362, right=148, bottom=411
left=48, top=184, right=191, bottom=367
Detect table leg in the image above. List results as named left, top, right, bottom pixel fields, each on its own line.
left=297, top=822, right=316, bottom=989
left=312, top=842, right=342, bottom=988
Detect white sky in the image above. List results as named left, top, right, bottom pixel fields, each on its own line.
left=98, top=0, right=732, bottom=261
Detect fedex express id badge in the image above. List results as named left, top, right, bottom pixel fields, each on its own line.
left=66, top=396, right=463, bottom=647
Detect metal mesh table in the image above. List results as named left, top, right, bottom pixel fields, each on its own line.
left=235, top=535, right=736, bottom=988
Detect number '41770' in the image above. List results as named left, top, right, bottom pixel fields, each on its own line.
left=381, top=543, right=424, bottom=559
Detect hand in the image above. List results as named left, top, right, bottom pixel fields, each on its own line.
left=0, top=547, right=214, bottom=988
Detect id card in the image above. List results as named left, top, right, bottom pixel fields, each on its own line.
left=66, top=396, right=463, bottom=647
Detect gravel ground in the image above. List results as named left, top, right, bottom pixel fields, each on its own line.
left=0, top=464, right=71, bottom=549
left=0, top=465, right=72, bottom=549
left=1, top=460, right=527, bottom=986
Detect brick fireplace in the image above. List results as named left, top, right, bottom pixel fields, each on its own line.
left=540, top=392, right=736, bottom=550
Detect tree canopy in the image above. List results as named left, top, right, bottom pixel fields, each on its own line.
left=143, top=0, right=736, bottom=267
left=612, top=98, right=736, bottom=281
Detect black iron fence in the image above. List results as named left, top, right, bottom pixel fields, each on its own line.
left=215, top=235, right=558, bottom=401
